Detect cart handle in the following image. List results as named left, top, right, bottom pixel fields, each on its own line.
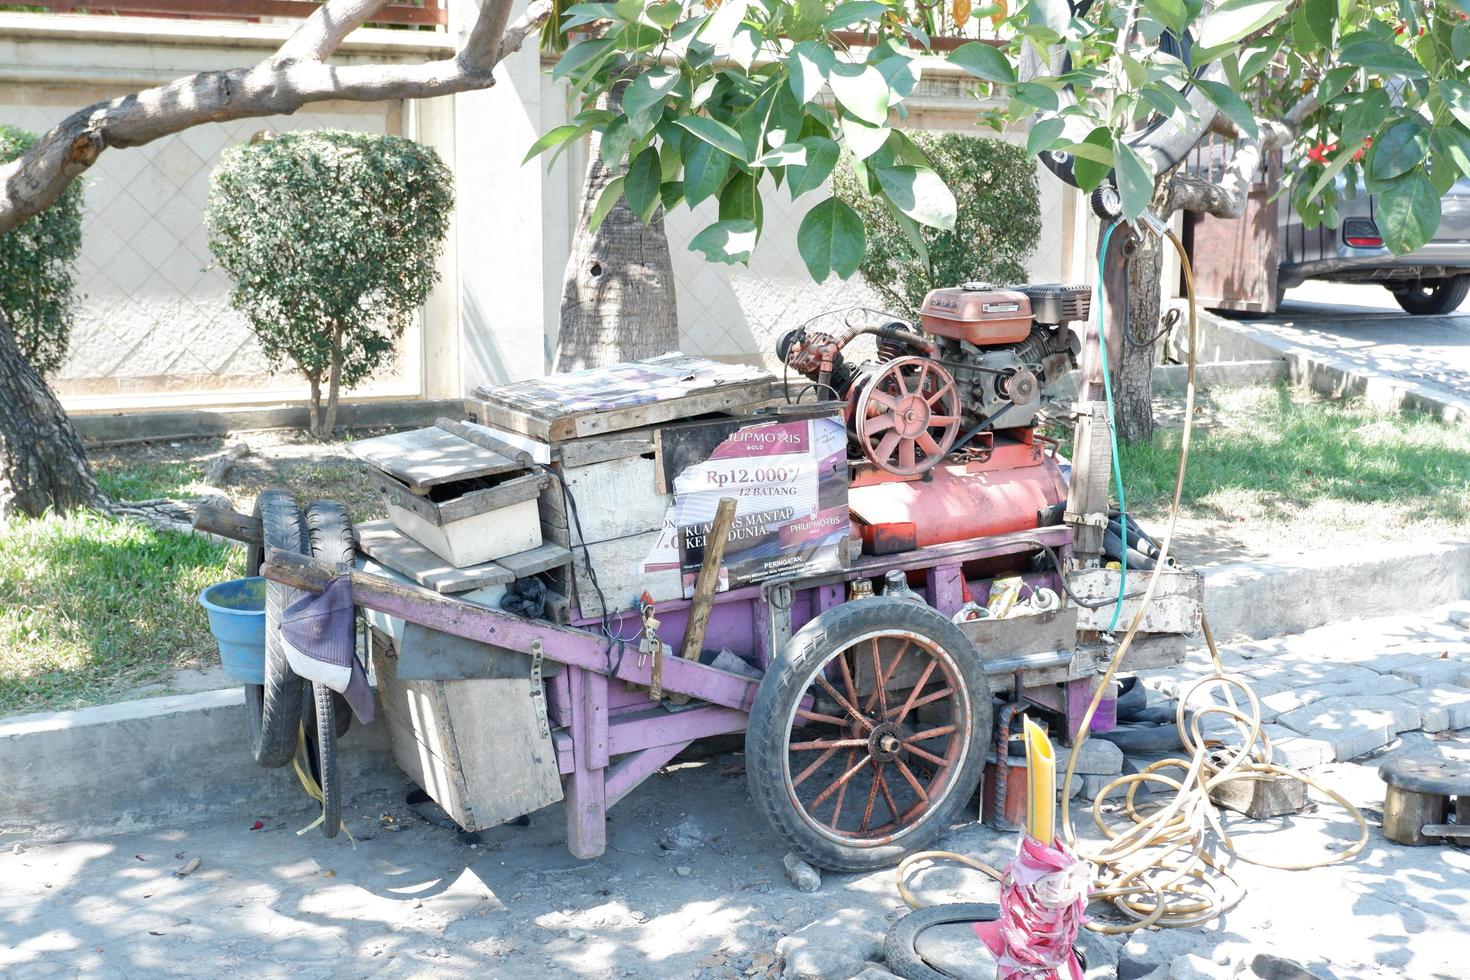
left=261, top=548, right=762, bottom=714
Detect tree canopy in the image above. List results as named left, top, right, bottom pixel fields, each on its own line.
left=532, top=0, right=1470, bottom=263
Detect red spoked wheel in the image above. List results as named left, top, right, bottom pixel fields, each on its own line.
left=745, top=598, right=991, bottom=871
left=854, top=356, right=960, bottom=475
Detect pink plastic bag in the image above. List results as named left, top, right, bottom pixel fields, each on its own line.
left=974, top=835, right=1090, bottom=980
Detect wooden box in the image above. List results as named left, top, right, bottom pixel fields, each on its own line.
left=350, top=425, right=547, bottom=568
left=371, top=635, right=563, bottom=832
left=1068, top=566, right=1203, bottom=634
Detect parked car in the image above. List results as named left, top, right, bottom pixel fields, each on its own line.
left=1278, top=178, right=1470, bottom=315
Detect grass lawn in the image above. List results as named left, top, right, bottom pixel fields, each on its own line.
left=0, top=510, right=242, bottom=716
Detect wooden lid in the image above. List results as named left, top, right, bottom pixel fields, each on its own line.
left=348, top=426, right=522, bottom=493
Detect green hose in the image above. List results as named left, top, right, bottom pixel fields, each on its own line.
left=1095, top=220, right=1127, bottom=631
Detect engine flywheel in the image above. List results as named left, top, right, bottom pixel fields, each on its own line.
left=853, top=356, right=960, bottom=476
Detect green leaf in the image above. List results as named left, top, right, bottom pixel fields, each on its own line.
left=754, top=143, right=808, bottom=167
left=1339, top=39, right=1428, bottom=78
left=1114, top=141, right=1154, bottom=221
left=828, top=64, right=890, bottom=126
left=1305, top=145, right=1358, bottom=199
left=874, top=165, right=957, bottom=231
left=683, top=140, right=733, bottom=206
left=1303, top=0, right=1335, bottom=46
left=1069, top=128, right=1114, bottom=191
left=552, top=38, right=615, bottom=80
left=689, top=219, right=758, bottom=263
left=1028, top=0, right=1071, bottom=34
left=840, top=114, right=890, bottom=160
left=1027, top=117, right=1065, bottom=157
left=1454, top=21, right=1470, bottom=64
left=1012, top=82, right=1060, bottom=112
left=719, top=170, right=763, bottom=229
left=1143, top=0, right=1188, bottom=35
left=624, top=147, right=663, bottom=224
left=1434, top=127, right=1470, bottom=178
left=1317, top=65, right=1356, bottom=103
left=523, top=124, right=586, bottom=164
left=1194, top=78, right=1259, bottom=141
left=699, top=0, right=749, bottom=45
left=789, top=41, right=836, bottom=103
left=874, top=54, right=922, bottom=104
left=823, top=1, right=889, bottom=31
left=948, top=42, right=1016, bottom=84
left=587, top=175, right=625, bottom=234
left=797, top=197, right=865, bottom=280
left=1370, top=118, right=1431, bottom=183
left=622, top=69, right=681, bottom=122
left=880, top=196, right=931, bottom=272
left=1198, top=0, right=1290, bottom=50
left=787, top=136, right=839, bottom=197
left=1341, top=89, right=1389, bottom=146
left=1377, top=171, right=1440, bottom=254
left=1439, top=80, right=1470, bottom=131
left=646, top=1, right=682, bottom=28
left=675, top=116, right=748, bottom=161
left=599, top=117, right=634, bottom=167
left=660, top=180, right=684, bottom=210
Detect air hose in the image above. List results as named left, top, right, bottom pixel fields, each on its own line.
left=1094, top=220, right=1128, bottom=632
left=896, top=226, right=1368, bottom=935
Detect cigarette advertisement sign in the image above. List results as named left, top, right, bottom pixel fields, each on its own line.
left=664, top=414, right=849, bottom=596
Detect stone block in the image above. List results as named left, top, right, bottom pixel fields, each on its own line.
left=1055, top=738, right=1125, bottom=775
left=1362, top=651, right=1447, bottom=675
left=776, top=909, right=887, bottom=980
left=1388, top=659, right=1470, bottom=689
left=1077, top=772, right=1120, bottom=801
left=1276, top=695, right=1421, bottom=761
left=1392, top=685, right=1470, bottom=733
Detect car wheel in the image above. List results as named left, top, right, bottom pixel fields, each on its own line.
left=1390, top=276, right=1470, bottom=315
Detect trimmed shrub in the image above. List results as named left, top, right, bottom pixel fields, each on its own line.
left=832, top=132, right=1042, bottom=318
left=0, top=125, right=84, bottom=376
left=205, top=130, right=453, bottom=437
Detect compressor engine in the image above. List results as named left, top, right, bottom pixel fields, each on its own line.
left=777, top=283, right=1092, bottom=476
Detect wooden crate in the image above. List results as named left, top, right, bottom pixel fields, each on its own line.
left=371, top=635, right=563, bottom=832
left=1068, top=567, right=1203, bottom=634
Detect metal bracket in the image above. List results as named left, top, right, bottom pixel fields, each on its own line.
left=529, top=638, right=550, bottom=739
left=1062, top=511, right=1109, bottom=529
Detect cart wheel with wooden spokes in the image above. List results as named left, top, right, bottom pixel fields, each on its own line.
left=745, top=597, right=991, bottom=872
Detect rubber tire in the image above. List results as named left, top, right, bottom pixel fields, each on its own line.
left=882, top=903, right=1114, bottom=980
left=303, top=500, right=356, bottom=838
left=250, top=490, right=307, bottom=768
left=306, top=500, right=355, bottom=739
left=1390, top=275, right=1470, bottom=315
left=745, top=597, right=992, bottom=873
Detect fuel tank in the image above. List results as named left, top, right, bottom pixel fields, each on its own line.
left=847, top=447, right=1069, bottom=549
left=919, top=284, right=1033, bottom=345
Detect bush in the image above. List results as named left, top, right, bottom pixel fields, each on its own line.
left=832, top=132, right=1041, bottom=318
left=0, top=125, right=84, bottom=376
left=205, top=130, right=452, bottom=437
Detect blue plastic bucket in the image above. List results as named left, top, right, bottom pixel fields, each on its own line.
left=199, top=577, right=267, bottom=685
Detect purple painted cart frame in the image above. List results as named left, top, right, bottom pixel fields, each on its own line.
left=265, top=524, right=1084, bottom=859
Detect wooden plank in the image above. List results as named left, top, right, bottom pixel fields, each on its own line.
left=1069, top=567, right=1202, bottom=634
left=568, top=529, right=681, bottom=614
left=371, top=643, right=475, bottom=828
left=570, top=381, right=779, bottom=440
left=348, top=426, right=520, bottom=492
left=677, top=498, right=738, bottom=663
left=551, top=455, right=669, bottom=541
left=497, top=542, right=573, bottom=579
left=441, top=669, right=564, bottom=829
left=559, top=430, right=660, bottom=468
left=356, top=519, right=513, bottom=593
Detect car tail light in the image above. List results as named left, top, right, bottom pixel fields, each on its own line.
left=1343, top=218, right=1383, bottom=248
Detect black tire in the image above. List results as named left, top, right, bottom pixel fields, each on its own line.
left=303, top=500, right=357, bottom=838
left=251, top=490, right=307, bottom=768
left=1390, top=276, right=1470, bottom=315
left=883, top=903, right=1115, bottom=980
left=745, top=597, right=992, bottom=873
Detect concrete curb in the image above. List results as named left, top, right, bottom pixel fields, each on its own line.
left=1201, top=538, right=1470, bottom=641
left=0, top=688, right=397, bottom=842
left=4, top=537, right=1467, bottom=839
left=73, top=398, right=466, bottom=445
left=1047, top=358, right=1286, bottom=400
left=1188, top=310, right=1470, bottom=423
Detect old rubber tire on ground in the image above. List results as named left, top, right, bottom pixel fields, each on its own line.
left=745, top=596, right=991, bottom=873
left=1390, top=275, right=1470, bottom=315
left=249, top=489, right=307, bottom=768
left=882, top=902, right=1113, bottom=980
left=304, top=500, right=356, bottom=837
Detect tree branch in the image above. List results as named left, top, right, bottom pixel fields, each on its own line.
left=1174, top=99, right=1303, bottom=220
left=0, top=0, right=554, bottom=235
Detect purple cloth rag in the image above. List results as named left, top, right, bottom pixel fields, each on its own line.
left=282, top=575, right=375, bottom=724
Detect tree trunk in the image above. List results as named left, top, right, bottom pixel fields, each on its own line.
left=0, top=312, right=106, bottom=519
left=324, top=327, right=344, bottom=440
left=1111, top=176, right=1179, bottom=445
left=555, top=82, right=678, bottom=371
left=308, top=373, right=323, bottom=439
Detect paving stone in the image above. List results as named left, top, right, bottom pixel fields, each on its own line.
left=1388, top=659, right=1470, bottom=689
left=1077, top=772, right=1119, bottom=800
left=1392, top=685, right=1470, bottom=734
left=1360, top=652, right=1447, bottom=675
left=1276, top=696, right=1422, bottom=762
left=1195, top=722, right=1335, bottom=769
left=1258, top=673, right=1416, bottom=722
